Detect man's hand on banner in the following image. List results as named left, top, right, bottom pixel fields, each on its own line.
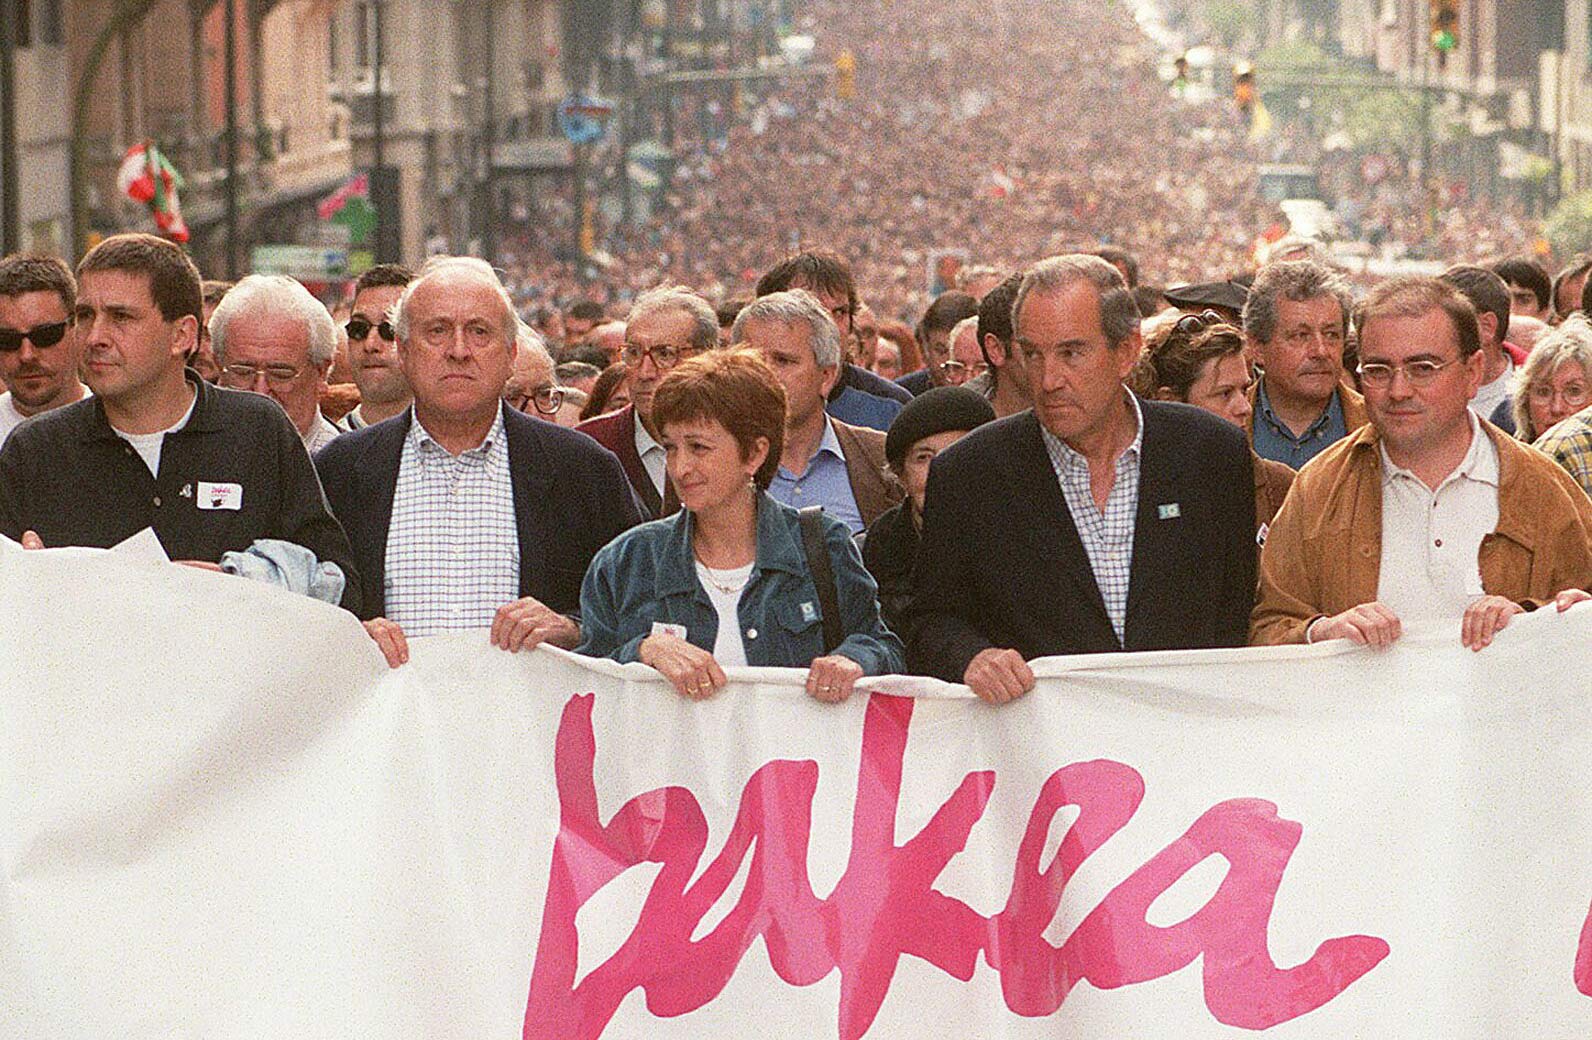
left=363, top=617, right=410, bottom=669
left=963, top=647, right=1036, bottom=704
left=806, top=655, right=864, bottom=703
left=20, top=530, right=43, bottom=549
left=1308, top=602, right=1402, bottom=648
left=1555, top=588, right=1592, bottom=611
left=1461, top=595, right=1524, bottom=651
left=639, top=632, right=727, bottom=700
left=491, top=597, right=580, bottom=653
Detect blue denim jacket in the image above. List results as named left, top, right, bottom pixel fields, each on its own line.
left=576, top=493, right=904, bottom=674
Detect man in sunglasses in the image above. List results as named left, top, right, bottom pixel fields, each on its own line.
left=576, top=285, right=721, bottom=518
left=0, top=255, right=89, bottom=445
left=343, top=264, right=415, bottom=429
left=1252, top=277, right=1592, bottom=650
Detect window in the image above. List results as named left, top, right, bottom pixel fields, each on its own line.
left=11, top=0, right=32, bottom=48
left=36, top=0, right=62, bottom=46
left=354, top=1, right=371, bottom=70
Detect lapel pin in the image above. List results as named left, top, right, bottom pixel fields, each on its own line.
left=1157, top=503, right=1181, bottom=520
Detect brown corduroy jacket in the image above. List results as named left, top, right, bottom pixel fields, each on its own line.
left=1253, top=451, right=1296, bottom=536
left=1250, top=421, right=1592, bottom=645
left=832, top=417, right=904, bottom=529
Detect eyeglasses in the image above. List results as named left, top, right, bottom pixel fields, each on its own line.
left=346, top=317, right=396, bottom=342
left=1171, top=310, right=1225, bottom=337
left=1356, top=359, right=1459, bottom=388
left=0, top=320, right=70, bottom=352
left=620, top=343, right=699, bottom=368
left=938, top=360, right=988, bottom=379
left=220, top=363, right=306, bottom=388
left=508, top=385, right=566, bottom=416
left=1529, top=382, right=1592, bottom=408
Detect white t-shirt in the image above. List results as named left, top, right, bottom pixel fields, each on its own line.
left=695, top=560, right=754, bottom=667
left=115, top=390, right=198, bottom=478
left=1375, top=412, right=1500, bottom=624
left=0, top=386, right=91, bottom=446
left=1470, top=355, right=1514, bottom=423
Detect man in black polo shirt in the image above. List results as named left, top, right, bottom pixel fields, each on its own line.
left=0, top=233, right=360, bottom=613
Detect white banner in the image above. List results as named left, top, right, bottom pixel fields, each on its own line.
left=4, top=542, right=1592, bottom=1038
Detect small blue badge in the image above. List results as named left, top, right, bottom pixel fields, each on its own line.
left=1158, top=503, right=1181, bottom=520
left=801, top=601, right=818, bottom=622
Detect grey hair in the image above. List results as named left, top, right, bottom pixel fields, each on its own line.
left=629, top=284, right=720, bottom=352
left=1512, top=312, right=1592, bottom=440
left=948, top=315, right=980, bottom=353
left=730, top=288, right=842, bottom=368
left=1242, top=260, right=1352, bottom=346
left=1012, top=254, right=1140, bottom=349
left=515, top=320, right=554, bottom=371
left=391, top=255, right=516, bottom=343
left=208, top=274, right=338, bottom=366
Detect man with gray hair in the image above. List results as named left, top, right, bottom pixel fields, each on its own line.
left=732, top=289, right=902, bottom=533
left=907, top=254, right=1256, bottom=702
left=210, top=273, right=343, bottom=454
left=314, top=256, right=642, bottom=667
left=577, top=284, right=718, bottom=517
left=1242, top=260, right=1366, bottom=468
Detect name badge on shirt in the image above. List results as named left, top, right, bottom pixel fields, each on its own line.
left=651, top=621, right=688, bottom=640
left=197, top=481, right=243, bottom=511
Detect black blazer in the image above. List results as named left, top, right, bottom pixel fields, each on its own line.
left=905, top=402, right=1256, bottom=681
left=314, top=406, right=643, bottom=621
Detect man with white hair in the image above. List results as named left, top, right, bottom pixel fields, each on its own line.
left=313, top=256, right=642, bottom=667
left=209, top=274, right=342, bottom=454
left=733, top=289, right=902, bottom=533
left=577, top=284, right=719, bottom=518
left=503, top=321, right=565, bottom=420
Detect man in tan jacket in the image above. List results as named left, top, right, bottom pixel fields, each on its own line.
left=1252, top=277, right=1592, bottom=650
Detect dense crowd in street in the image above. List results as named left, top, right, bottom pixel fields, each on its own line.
left=2, top=0, right=1589, bottom=703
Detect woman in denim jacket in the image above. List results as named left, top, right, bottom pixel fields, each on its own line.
left=577, top=349, right=903, bottom=701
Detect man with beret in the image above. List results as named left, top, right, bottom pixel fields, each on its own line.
left=863, top=386, right=996, bottom=635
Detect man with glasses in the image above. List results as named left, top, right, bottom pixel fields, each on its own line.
left=753, top=250, right=912, bottom=418
left=939, top=317, right=989, bottom=388
left=0, top=233, right=359, bottom=610
left=906, top=255, right=1256, bottom=702
left=314, top=257, right=641, bottom=667
left=0, top=255, right=88, bottom=444
left=504, top=321, right=565, bottom=419
left=732, top=290, right=903, bottom=535
left=209, top=274, right=342, bottom=454
left=1252, top=277, right=1592, bottom=649
left=343, top=264, right=415, bottom=429
left=576, top=285, right=719, bottom=518
left=1242, top=260, right=1367, bottom=468
left=897, top=290, right=979, bottom=397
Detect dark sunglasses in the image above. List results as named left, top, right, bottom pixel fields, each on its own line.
left=1172, top=310, right=1226, bottom=337
left=346, top=317, right=396, bottom=342
left=0, top=320, right=70, bottom=352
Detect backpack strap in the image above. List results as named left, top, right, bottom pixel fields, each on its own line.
left=797, top=506, right=843, bottom=654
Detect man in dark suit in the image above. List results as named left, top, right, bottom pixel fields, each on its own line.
left=575, top=285, right=720, bottom=518
left=908, top=254, right=1255, bottom=702
left=315, top=257, right=641, bottom=668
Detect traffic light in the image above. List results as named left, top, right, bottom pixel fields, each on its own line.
left=835, top=49, right=856, bottom=100
left=1429, top=0, right=1459, bottom=64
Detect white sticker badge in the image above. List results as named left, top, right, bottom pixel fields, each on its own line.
left=197, top=481, right=243, bottom=511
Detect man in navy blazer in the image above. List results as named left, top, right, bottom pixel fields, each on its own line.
left=314, top=257, right=641, bottom=667
left=907, top=255, right=1255, bottom=702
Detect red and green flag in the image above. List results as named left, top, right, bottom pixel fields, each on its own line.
left=116, top=141, right=190, bottom=243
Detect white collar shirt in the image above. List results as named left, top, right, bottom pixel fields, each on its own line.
left=1376, top=410, right=1500, bottom=624
left=383, top=406, right=520, bottom=635
left=1039, top=392, right=1145, bottom=646
left=633, top=411, right=666, bottom=497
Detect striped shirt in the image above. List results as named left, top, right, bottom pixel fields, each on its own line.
left=1039, top=393, right=1144, bottom=645
left=383, top=407, right=519, bottom=635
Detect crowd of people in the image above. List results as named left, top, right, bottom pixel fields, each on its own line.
left=5, top=228, right=1592, bottom=703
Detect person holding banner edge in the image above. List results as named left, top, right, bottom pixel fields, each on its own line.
left=576, top=349, right=903, bottom=701
left=1251, top=276, right=1592, bottom=650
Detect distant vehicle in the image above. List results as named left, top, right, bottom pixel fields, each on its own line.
left=1257, top=164, right=1324, bottom=204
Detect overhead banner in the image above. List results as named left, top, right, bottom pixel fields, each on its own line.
left=4, top=543, right=1592, bottom=1038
